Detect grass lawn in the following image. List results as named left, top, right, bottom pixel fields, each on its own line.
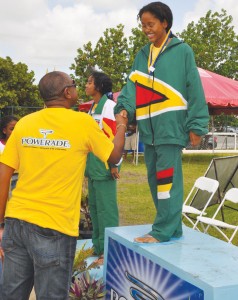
left=117, top=152, right=238, bottom=246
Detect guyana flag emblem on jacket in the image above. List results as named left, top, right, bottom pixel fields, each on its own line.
left=129, top=70, right=187, bottom=120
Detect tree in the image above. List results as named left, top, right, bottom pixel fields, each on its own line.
left=71, top=24, right=130, bottom=100
left=0, top=56, right=42, bottom=117
left=71, top=42, right=96, bottom=100
left=128, top=25, right=148, bottom=67
left=178, top=10, right=238, bottom=130
left=213, top=114, right=238, bottom=131
left=94, top=24, right=130, bottom=92
left=178, top=9, right=238, bottom=79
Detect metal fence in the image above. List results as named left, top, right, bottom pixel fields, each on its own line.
left=0, top=106, right=43, bottom=118
left=186, top=132, right=237, bottom=151
left=0, top=105, right=79, bottom=118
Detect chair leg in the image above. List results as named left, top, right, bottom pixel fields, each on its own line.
left=228, top=227, right=238, bottom=244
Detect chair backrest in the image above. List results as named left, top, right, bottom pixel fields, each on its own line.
left=184, top=176, right=219, bottom=208
left=211, top=188, right=238, bottom=220
left=194, top=176, right=219, bottom=194
left=183, top=176, right=219, bottom=229
left=225, top=188, right=238, bottom=204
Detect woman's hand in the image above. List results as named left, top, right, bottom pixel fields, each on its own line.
left=117, top=109, right=128, bottom=119
left=189, top=132, right=202, bottom=147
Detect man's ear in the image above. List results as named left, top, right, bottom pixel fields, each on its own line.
left=64, top=87, right=71, bottom=99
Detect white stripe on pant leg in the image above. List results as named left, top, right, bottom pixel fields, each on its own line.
left=157, top=191, right=170, bottom=199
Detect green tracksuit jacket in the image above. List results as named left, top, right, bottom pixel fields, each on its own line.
left=114, top=37, right=209, bottom=146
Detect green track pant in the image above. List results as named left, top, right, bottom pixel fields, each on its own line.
left=144, top=144, right=183, bottom=241
left=88, top=178, right=119, bottom=255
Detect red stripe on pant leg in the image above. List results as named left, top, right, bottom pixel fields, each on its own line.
left=157, top=167, right=174, bottom=179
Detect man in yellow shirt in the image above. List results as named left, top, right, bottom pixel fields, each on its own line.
left=0, top=71, right=127, bottom=300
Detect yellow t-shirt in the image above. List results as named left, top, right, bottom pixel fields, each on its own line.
left=148, top=44, right=161, bottom=71
left=148, top=30, right=171, bottom=72
left=0, top=108, right=114, bottom=236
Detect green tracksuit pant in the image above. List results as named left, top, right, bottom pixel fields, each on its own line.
left=88, top=178, right=119, bottom=255
left=144, top=144, right=183, bottom=241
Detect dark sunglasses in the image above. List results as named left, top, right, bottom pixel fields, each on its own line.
left=57, top=79, right=77, bottom=95
left=45, top=79, right=77, bottom=101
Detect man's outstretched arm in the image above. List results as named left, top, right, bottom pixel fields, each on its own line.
left=0, top=163, right=15, bottom=260
left=0, top=163, right=14, bottom=223
left=108, top=113, right=128, bottom=164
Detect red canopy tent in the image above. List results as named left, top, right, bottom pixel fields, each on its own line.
left=79, top=69, right=238, bottom=115
left=78, top=99, right=94, bottom=112
left=198, top=68, right=238, bottom=115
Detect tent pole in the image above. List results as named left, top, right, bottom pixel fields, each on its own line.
left=211, top=115, right=215, bottom=154
left=135, top=126, right=139, bottom=166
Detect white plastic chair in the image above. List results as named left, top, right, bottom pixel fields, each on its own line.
left=182, top=176, right=219, bottom=230
left=196, top=188, right=238, bottom=243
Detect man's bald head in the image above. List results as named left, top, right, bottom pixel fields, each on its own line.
left=39, top=71, right=72, bottom=101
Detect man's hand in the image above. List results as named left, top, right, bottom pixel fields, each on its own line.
left=0, top=228, right=4, bottom=262
left=189, top=132, right=202, bottom=147
left=0, top=162, right=14, bottom=263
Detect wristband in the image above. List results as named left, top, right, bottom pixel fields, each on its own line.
left=115, top=157, right=123, bottom=166
left=0, top=222, right=5, bottom=229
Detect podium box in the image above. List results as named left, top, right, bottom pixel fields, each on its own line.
left=104, top=224, right=238, bottom=300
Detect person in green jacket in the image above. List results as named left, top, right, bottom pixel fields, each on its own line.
left=85, top=71, right=121, bottom=263
left=114, top=2, right=209, bottom=243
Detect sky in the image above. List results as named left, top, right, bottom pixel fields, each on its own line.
left=0, top=0, right=237, bottom=84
